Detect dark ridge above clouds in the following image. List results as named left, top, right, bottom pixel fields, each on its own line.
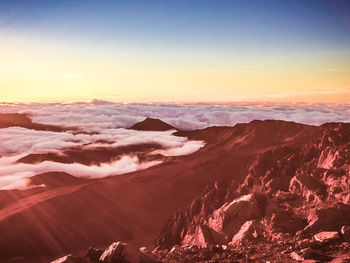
left=0, top=113, right=65, bottom=132
left=130, top=117, right=177, bottom=131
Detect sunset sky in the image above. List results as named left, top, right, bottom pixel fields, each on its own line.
left=1, top=0, right=350, bottom=103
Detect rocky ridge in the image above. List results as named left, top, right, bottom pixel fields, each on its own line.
left=152, top=122, right=350, bottom=262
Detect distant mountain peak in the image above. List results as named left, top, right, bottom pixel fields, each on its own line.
left=130, top=117, right=176, bottom=131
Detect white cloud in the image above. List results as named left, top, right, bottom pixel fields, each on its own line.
left=151, top=140, right=205, bottom=156
left=0, top=122, right=205, bottom=190
left=0, top=127, right=201, bottom=157
left=0, top=155, right=161, bottom=190
left=1, top=101, right=349, bottom=132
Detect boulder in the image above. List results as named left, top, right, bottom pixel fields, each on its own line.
left=314, top=231, right=339, bottom=243
left=182, top=224, right=216, bottom=248
left=99, top=242, right=139, bottom=263
left=229, top=220, right=263, bottom=246
left=206, top=192, right=273, bottom=241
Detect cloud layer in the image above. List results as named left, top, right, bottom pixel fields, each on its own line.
left=0, top=126, right=204, bottom=189
left=0, top=127, right=202, bottom=156
left=0, top=155, right=162, bottom=190
left=1, top=101, right=349, bottom=131
left=0, top=101, right=349, bottom=190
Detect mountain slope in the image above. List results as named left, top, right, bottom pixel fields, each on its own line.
left=0, top=119, right=334, bottom=262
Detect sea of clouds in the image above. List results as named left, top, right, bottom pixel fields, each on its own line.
left=0, top=100, right=349, bottom=190
left=1, top=100, right=349, bottom=131
left=0, top=126, right=204, bottom=189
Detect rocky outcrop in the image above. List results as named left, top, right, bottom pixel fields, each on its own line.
left=314, top=231, right=339, bottom=243
left=153, top=122, right=350, bottom=262
left=206, top=192, right=273, bottom=242
left=181, top=224, right=214, bottom=248
left=229, top=220, right=264, bottom=245
left=303, top=203, right=350, bottom=235
left=51, top=242, right=158, bottom=263
left=99, top=242, right=139, bottom=263
left=289, top=173, right=328, bottom=202
left=265, top=208, right=308, bottom=235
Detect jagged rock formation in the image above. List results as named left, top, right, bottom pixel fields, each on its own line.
left=155, top=122, right=350, bottom=262
left=51, top=241, right=158, bottom=263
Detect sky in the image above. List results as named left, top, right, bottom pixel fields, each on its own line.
left=0, top=0, right=350, bottom=103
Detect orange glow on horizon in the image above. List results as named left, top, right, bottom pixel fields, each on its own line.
left=1, top=35, right=350, bottom=104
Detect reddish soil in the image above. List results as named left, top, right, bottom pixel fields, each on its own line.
left=1, top=119, right=349, bottom=262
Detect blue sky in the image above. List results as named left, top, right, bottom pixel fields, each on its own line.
left=0, top=0, right=350, bottom=102
left=1, top=0, right=349, bottom=50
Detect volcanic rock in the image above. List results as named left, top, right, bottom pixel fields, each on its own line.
left=206, top=192, right=273, bottom=242
left=181, top=224, right=215, bottom=248
left=289, top=174, right=328, bottom=202
left=304, top=203, right=350, bottom=235
left=267, top=208, right=308, bottom=234
left=99, top=242, right=138, bottom=263
left=229, top=220, right=263, bottom=245
left=130, top=118, right=176, bottom=131
left=314, top=231, right=340, bottom=243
